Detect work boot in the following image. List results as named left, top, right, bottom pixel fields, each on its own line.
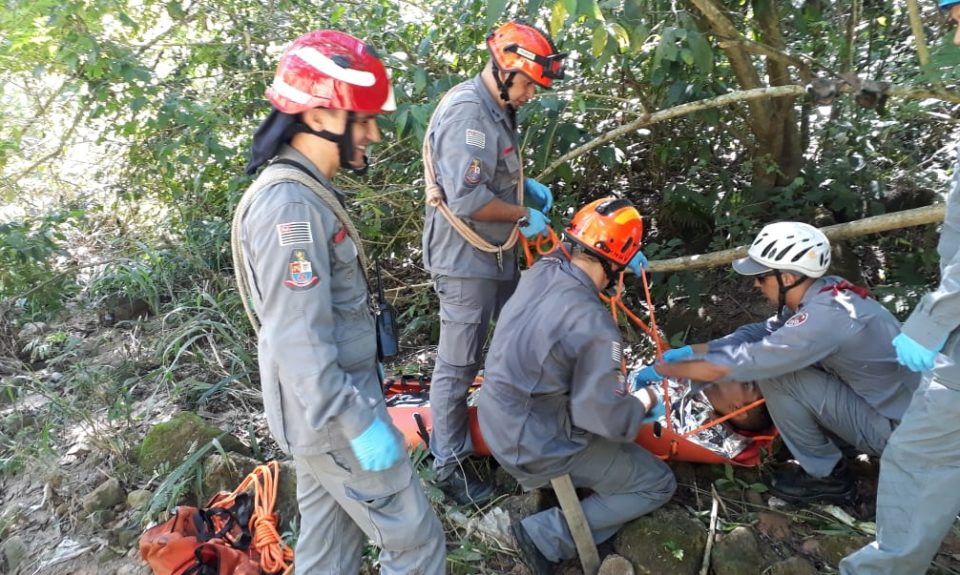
left=510, top=520, right=554, bottom=575
left=768, top=460, right=855, bottom=504
left=434, top=462, right=495, bottom=506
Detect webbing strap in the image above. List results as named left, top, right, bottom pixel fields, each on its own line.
left=550, top=474, right=600, bottom=575
left=423, top=86, right=524, bottom=254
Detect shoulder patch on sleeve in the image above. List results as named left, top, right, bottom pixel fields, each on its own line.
left=277, top=222, right=313, bottom=246
left=284, top=249, right=320, bottom=290
left=465, top=129, right=486, bottom=149
left=464, top=158, right=482, bottom=186
left=785, top=312, right=808, bottom=327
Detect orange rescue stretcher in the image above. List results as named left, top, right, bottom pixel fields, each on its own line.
left=383, top=374, right=776, bottom=467
left=385, top=232, right=777, bottom=467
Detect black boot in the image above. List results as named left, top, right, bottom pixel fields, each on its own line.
left=434, top=461, right=495, bottom=506
left=509, top=521, right=554, bottom=575
left=768, top=460, right=855, bottom=504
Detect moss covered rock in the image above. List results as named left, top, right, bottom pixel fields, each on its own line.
left=613, top=506, right=706, bottom=575
left=138, top=411, right=249, bottom=471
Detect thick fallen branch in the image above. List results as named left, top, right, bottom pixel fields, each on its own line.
left=648, top=204, right=947, bottom=273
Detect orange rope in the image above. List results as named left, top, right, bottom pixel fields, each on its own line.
left=218, top=461, right=295, bottom=575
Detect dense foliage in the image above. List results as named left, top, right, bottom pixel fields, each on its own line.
left=2, top=0, right=959, bottom=359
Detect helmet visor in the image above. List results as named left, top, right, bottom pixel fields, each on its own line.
left=732, top=256, right=773, bottom=276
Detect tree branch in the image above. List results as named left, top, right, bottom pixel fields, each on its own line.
left=538, top=85, right=806, bottom=179
left=647, top=205, right=946, bottom=273
left=906, top=0, right=931, bottom=69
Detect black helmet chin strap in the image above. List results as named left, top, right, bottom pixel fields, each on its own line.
left=773, top=270, right=806, bottom=319
left=292, top=111, right=369, bottom=175
left=490, top=61, right=518, bottom=129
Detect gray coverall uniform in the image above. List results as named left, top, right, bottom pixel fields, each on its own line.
left=478, top=252, right=677, bottom=563
left=422, top=75, right=522, bottom=470
left=703, top=276, right=920, bottom=478
left=841, top=146, right=960, bottom=575
left=238, top=146, right=445, bottom=574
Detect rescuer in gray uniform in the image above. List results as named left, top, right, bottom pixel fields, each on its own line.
left=234, top=30, right=444, bottom=574
left=479, top=198, right=674, bottom=574
left=422, top=20, right=566, bottom=504
left=637, top=222, right=919, bottom=503
left=841, top=4, right=960, bottom=571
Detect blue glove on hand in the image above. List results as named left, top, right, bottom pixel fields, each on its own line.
left=892, top=333, right=943, bottom=372
left=641, top=395, right=666, bottom=424
left=349, top=418, right=402, bottom=472
left=662, top=345, right=694, bottom=363
left=626, top=250, right=649, bottom=275
left=524, top=178, right=554, bottom=214
left=630, top=365, right=663, bottom=391
left=520, top=207, right=550, bottom=239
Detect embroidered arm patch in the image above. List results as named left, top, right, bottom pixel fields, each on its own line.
left=284, top=249, right=320, bottom=290
left=465, top=129, right=486, bottom=149
left=277, top=221, right=313, bottom=246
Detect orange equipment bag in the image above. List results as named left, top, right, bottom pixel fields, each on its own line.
left=139, top=461, right=293, bottom=575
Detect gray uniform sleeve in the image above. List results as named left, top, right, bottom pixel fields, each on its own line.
left=433, top=109, right=502, bottom=218
left=246, top=195, right=374, bottom=439
left=565, top=326, right=647, bottom=442
left=708, top=315, right=783, bottom=350
left=901, top=149, right=960, bottom=349
left=704, top=301, right=863, bottom=382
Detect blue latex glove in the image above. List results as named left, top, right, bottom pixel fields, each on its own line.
left=349, top=418, right=402, bottom=471
left=662, top=345, right=694, bottom=363
left=641, top=395, right=666, bottom=424
left=630, top=365, right=663, bottom=391
left=626, top=250, right=649, bottom=275
left=892, top=333, right=943, bottom=372
left=524, top=178, right=554, bottom=214
left=520, top=207, right=550, bottom=239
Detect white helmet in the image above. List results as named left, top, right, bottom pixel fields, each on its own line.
left=733, top=221, right=831, bottom=278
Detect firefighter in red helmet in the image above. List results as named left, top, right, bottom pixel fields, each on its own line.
left=233, top=30, right=444, bottom=574
left=420, top=20, right=574, bottom=506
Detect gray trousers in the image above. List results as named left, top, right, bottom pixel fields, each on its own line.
left=293, top=446, right=446, bottom=574
left=840, top=337, right=960, bottom=574
left=521, top=441, right=677, bottom=563
left=430, top=274, right=517, bottom=470
left=758, top=367, right=896, bottom=477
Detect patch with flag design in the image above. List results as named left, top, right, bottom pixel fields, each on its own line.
left=276, top=221, right=313, bottom=246
left=465, top=128, right=486, bottom=149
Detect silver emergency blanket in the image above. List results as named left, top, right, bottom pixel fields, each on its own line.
left=642, top=376, right=754, bottom=460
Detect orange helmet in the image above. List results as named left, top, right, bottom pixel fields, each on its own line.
left=266, top=30, right=396, bottom=115
left=487, top=21, right=566, bottom=88
left=565, top=198, right=644, bottom=267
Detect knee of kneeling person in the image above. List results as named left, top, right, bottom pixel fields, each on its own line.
left=379, top=507, right=445, bottom=553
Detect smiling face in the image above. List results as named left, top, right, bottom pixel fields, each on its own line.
left=348, top=112, right=381, bottom=169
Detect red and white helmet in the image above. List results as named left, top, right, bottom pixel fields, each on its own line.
left=266, top=30, right=396, bottom=115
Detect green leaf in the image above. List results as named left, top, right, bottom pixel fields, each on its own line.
left=680, top=48, right=694, bottom=66
left=687, top=30, right=713, bottom=74
left=591, top=26, right=608, bottom=58
left=550, top=1, right=568, bottom=38
left=608, top=22, right=630, bottom=52
left=414, top=67, right=427, bottom=95
left=563, top=0, right=578, bottom=17
left=486, top=0, right=509, bottom=28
